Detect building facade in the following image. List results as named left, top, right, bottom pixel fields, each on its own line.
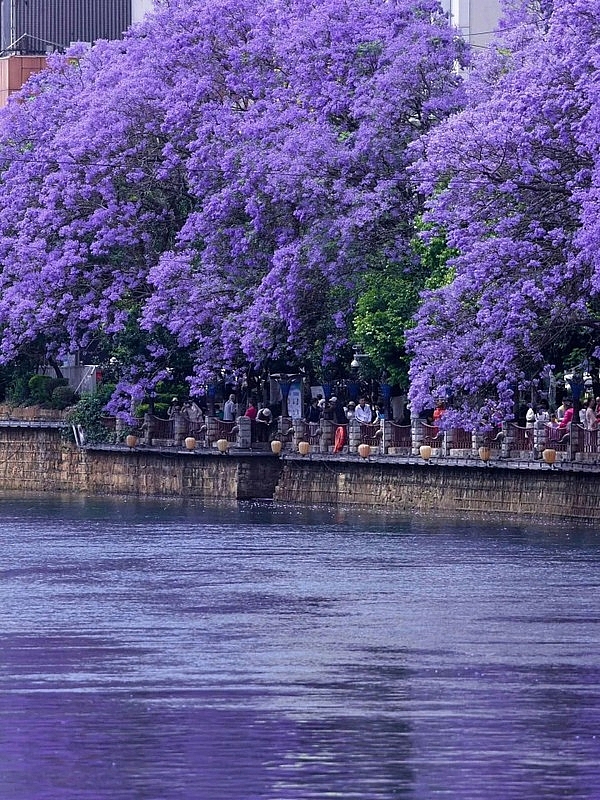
left=442, top=0, right=502, bottom=48
left=0, top=0, right=135, bottom=54
left=0, top=0, right=154, bottom=105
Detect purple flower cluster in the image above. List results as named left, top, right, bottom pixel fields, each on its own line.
left=0, top=0, right=465, bottom=408
left=408, top=0, right=600, bottom=426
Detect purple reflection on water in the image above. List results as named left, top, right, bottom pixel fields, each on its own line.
left=0, top=496, right=599, bottom=799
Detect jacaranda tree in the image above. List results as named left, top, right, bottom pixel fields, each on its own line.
left=0, top=0, right=467, bottom=410
left=408, top=0, right=600, bottom=427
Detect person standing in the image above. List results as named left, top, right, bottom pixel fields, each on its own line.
left=558, top=399, right=573, bottom=429
left=245, top=400, right=258, bottom=420
left=354, top=397, right=372, bottom=424
left=305, top=398, right=321, bottom=423
left=525, top=403, right=535, bottom=440
left=167, top=397, right=181, bottom=418
left=585, top=398, right=597, bottom=430
left=223, top=394, right=237, bottom=421
left=330, top=397, right=347, bottom=426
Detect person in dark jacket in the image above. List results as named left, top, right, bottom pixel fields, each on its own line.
left=305, top=398, right=321, bottom=423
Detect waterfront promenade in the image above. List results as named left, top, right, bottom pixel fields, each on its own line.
left=1, top=406, right=600, bottom=523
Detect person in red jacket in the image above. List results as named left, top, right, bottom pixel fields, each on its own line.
left=245, top=400, right=258, bottom=420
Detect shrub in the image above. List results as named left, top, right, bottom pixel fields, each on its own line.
left=51, top=385, right=78, bottom=410
left=65, top=394, right=111, bottom=444
left=5, top=375, right=30, bottom=405
left=27, top=374, right=69, bottom=405
left=27, top=374, right=55, bottom=404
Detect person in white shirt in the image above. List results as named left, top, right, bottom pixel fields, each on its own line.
left=223, top=394, right=237, bottom=421
left=585, top=398, right=597, bottom=430
left=354, top=397, right=372, bottom=424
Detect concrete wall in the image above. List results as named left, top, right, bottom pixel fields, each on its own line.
left=1, top=424, right=600, bottom=523
left=442, top=0, right=501, bottom=46
left=131, top=0, right=154, bottom=23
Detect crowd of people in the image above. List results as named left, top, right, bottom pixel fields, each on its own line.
left=524, top=397, right=598, bottom=432
left=161, top=390, right=390, bottom=451
left=165, top=389, right=600, bottom=438
left=304, top=395, right=385, bottom=425
left=166, top=392, right=389, bottom=427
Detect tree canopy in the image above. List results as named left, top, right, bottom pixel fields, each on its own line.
left=407, top=0, right=600, bottom=426
left=0, top=0, right=467, bottom=410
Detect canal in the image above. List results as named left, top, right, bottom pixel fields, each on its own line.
left=0, top=494, right=599, bottom=799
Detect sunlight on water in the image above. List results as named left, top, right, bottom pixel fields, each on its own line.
left=0, top=494, right=599, bottom=799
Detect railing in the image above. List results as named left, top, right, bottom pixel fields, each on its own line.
left=94, top=413, right=600, bottom=466
left=182, top=417, right=205, bottom=436
left=388, top=422, right=411, bottom=448
left=510, top=423, right=533, bottom=451
left=215, top=420, right=238, bottom=443
left=572, top=425, right=599, bottom=455
left=453, top=428, right=472, bottom=449
left=544, top=423, right=569, bottom=452
left=147, top=415, right=173, bottom=440
left=421, top=422, right=443, bottom=447
left=481, top=427, right=504, bottom=451
left=307, top=422, right=322, bottom=446
left=358, top=423, right=382, bottom=447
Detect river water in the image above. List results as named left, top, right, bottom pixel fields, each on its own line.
left=0, top=494, right=599, bottom=800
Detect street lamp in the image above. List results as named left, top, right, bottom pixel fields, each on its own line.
left=351, top=351, right=368, bottom=370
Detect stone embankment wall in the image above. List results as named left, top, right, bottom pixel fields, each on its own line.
left=1, top=422, right=600, bottom=522
left=0, top=425, right=281, bottom=500
left=275, top=459, right=600, bottom=523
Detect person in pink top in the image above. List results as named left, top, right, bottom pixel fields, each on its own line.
left=558, top=399, right=573, bottom=428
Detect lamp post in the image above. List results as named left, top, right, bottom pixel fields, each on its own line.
left=350, top=351, right=369, bottom=401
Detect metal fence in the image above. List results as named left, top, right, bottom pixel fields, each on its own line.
left=388, top=422, right=411, bottom=448
left=96, top=413, right=600, bottom=464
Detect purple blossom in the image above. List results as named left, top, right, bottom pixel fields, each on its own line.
left=408, top=0, right=600, bottom=425
left=0, top=0, right=466, bottom=409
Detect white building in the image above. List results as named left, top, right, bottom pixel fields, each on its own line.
left=442, top=0, right=502, bottom=48
left=132, top=0, right=155, bottom=24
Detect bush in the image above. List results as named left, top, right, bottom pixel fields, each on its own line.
left=5, top=375, right=30, bottom=405
left=27, top=374, right=68, bottom=405
left=135, top=402, right=169, bottom=417
left=27, top=374, right=55, bottom=404
left=65, top=395, right=112, bottom=444
left=51, top=385, right=78, bottom=410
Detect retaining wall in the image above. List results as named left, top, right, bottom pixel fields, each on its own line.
left=275, top=458, right=600, bottom=523
left=1, top=424, right=600, bottom=523
left=0, top=425, right=280, bottom=501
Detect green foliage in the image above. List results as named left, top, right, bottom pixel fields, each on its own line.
left=352, top=220, right=456, bottom=387
left=136, top=402, right=169, bottom=417
left=65, top=394, right=111, bottom=444
left=412, top=224, right=457, bottom=291
left=50, top=385, right=78, bottom=410
left=27, top=374, right=69, bottom=406
left=5, top=374, right=30, bottom=405
left=95, top=382, right=117, bottom=405
left=353, top=268, right=420, bottom=386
